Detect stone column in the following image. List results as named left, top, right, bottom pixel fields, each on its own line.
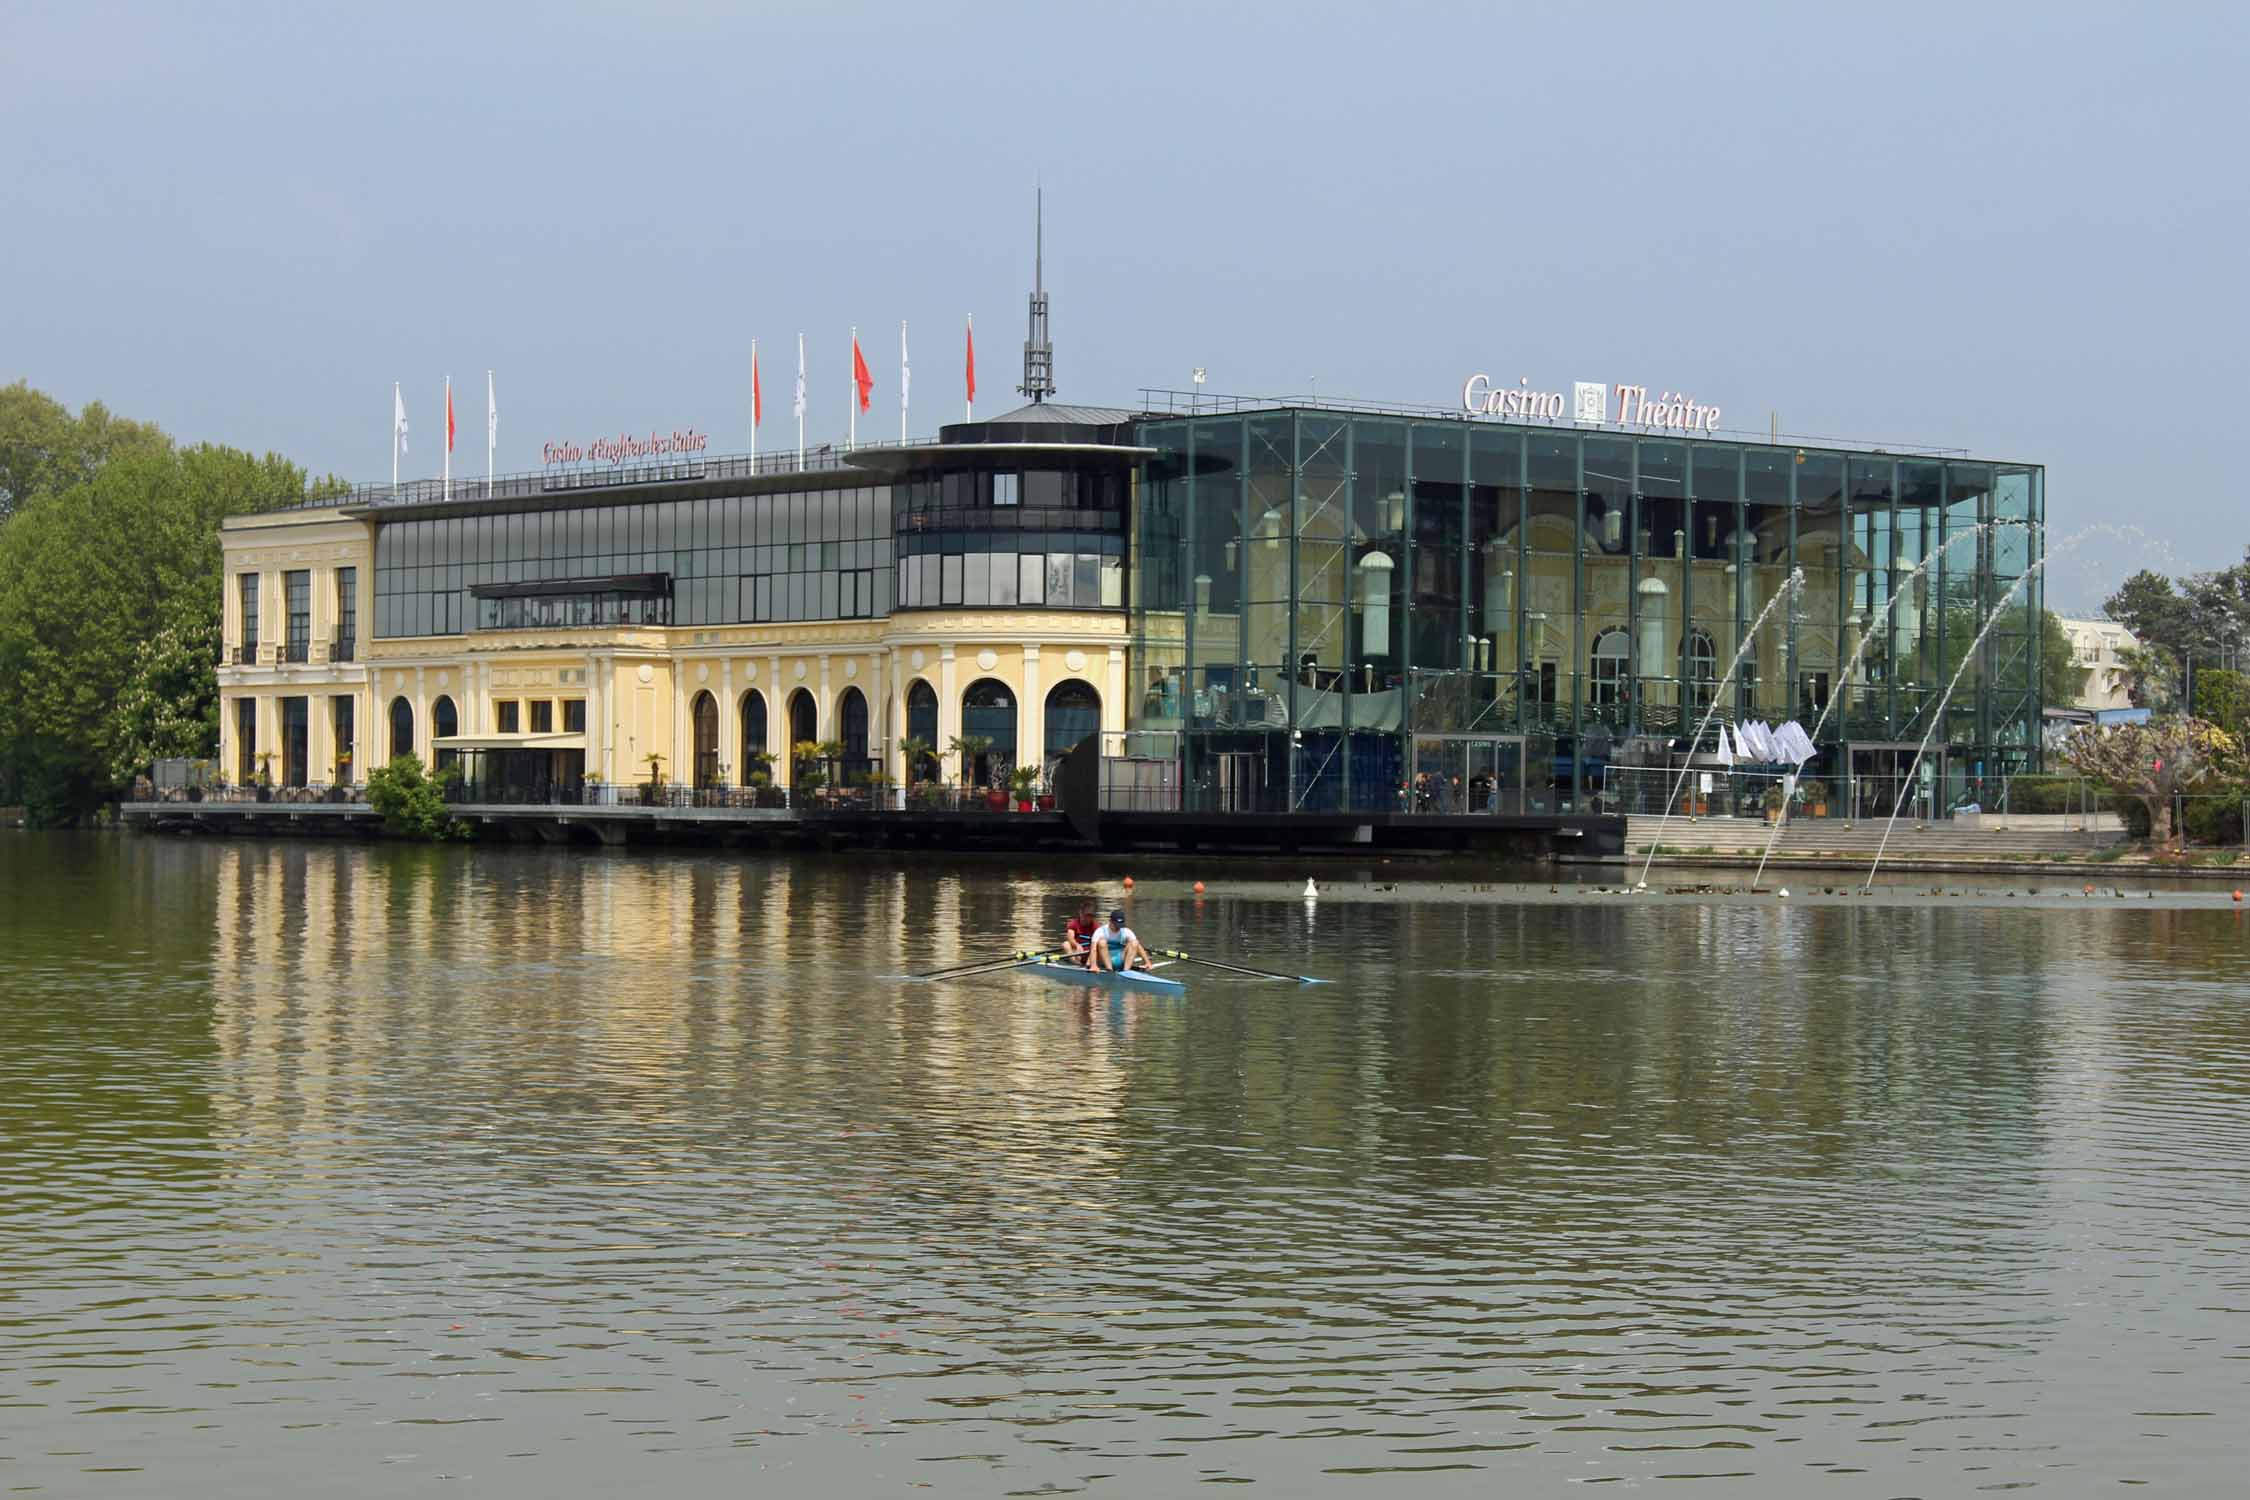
left=769, top=653, right=786, bottom=788
left=720, top=657, right=737, bottom=785
left=414, top=665, right=429, bottom=765
left=818, top=654, right=833, bottom=740
left=308, top=686, right=331, bottom=783
left=937, top=644, right=960, bottom=783
left=1106, top=647, right=1127, bottom=749
left=869, top=649, right=888, bottom=782
left=1021, top=643, right=1044, bottom=779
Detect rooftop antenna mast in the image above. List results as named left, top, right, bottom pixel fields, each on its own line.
left=1020, top=187, right=1055, bottom=403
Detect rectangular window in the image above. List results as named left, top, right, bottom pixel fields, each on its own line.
left=332, top=695, right=354, bottom=777
left=284, top=570, right=312, bottom=662
left=530, top=700, right=553, bottom=734
left=563, top=699, right=586, bottom=733
left=236, top=697, right=257, bottom=782
left=1020, top=553, right=1045, bottom=606
left=941, top=553, right=963, bottom=605
left=335, top=567, right=358, bottom=659
left=993, top=472, right=1020, bottom=506
left=497, top=700, right=520, bottom=733
left=964, top=550, right=991, bottom=606
left=239, top=574, right=261, bottom=651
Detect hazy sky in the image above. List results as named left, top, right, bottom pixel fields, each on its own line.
left=5, top=0, right=2244, bottom=609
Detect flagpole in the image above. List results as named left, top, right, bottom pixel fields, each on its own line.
left=486, top=370, right=495, bottom=497
left=900, top=318, right=909, bottom=443
left=443, top=374, right=451, bottom=503
left=795, top=332, right=805, bottom=470
left=848, top=326, right=857, bottom=450
left=750, top=337, right=759, bottom=464
left=966, top=314, right=974, bottom=422
left=392, top=382, right=400, bottom=491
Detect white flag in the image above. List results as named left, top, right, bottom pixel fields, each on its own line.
left=1715, top=722, right=1735, bottom=768
left=393, top=385, right=409, bottom=455
left=487, top=372, right=498, bottom=446
left=900, top=320, right=911, bottom=410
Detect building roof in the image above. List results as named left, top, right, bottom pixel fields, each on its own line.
left=980, top=401, right=1144, bottom=426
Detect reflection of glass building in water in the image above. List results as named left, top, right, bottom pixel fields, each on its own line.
left=213, top=251, right=2039, bottom=821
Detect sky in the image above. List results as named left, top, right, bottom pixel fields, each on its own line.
left=4, top=0, right=2245, bottom=611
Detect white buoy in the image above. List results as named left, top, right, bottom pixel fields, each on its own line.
left=1304, top=878, right=1319, bottom=900
left=1633, top=881, right=1648, bottom=892
left=1777, top=887, right=1790, bottom=899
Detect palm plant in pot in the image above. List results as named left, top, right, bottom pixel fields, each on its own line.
left=1009, top=763, right=1040, bottom=811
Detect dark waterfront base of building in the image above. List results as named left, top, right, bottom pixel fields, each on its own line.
left=117, top=801, right=1623, bottom=861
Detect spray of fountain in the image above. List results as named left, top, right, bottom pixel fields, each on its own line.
left=1860, top=557, right=2053, bottom=892
left=1746, top=519, right=2022, bottom=890
left=1634, top=568, right=1804, bottom=889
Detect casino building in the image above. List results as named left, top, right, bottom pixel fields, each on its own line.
left=215, top=274, right=2044, bottom=830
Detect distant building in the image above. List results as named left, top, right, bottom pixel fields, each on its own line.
left=2055, top=615, right=2139, bottom=711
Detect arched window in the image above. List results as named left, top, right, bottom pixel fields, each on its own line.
left=961, top=678, right=1016, bottom=787
left=740, top=689, right=767, bottom=780
left=839, top=687, right=869, bottom=769
left=389, top=696, right=414, bottom=761
left=1685, top=629, right=1718, bottom=713
left=905, top=680, right=938, bottom=782
left=691, top=690, right=719, bottom=787
left=430, top=695, right=459, bottom=773
left=787, top=688, right=817, bottom=752
left=1044, top=679, right=1100, bottom=765
left=1590, top=628, right=1630, bottom=707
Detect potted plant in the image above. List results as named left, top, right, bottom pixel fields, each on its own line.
left=1799, top=777, right=1829, bottom=818
left=255, top=750, right=275, bottom=802
left=899, top=735, right=934, bottom=795
left=1010, top=763, right=1040, bottom=812
left=947, top=734, right=994, bottom=805
left=1762, top=781, right=1787, bottom=825
left=329, top=749, right=353, bottom=801
left=641, top=751, right=668, bottom=806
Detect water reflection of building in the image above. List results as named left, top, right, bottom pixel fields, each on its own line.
left=204, top=849, right=1141, bottom=1193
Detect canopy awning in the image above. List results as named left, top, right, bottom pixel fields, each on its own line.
left=432, top=734, right=587, bottom=752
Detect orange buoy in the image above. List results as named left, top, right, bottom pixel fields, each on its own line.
left=1122, top=876, right=1134, bottom=890
left=2083, top=884, right=2094, bottom=895
left=1192, top=880, right=1205, bottom=894
left=2233, top=890, right=2243, bottom=903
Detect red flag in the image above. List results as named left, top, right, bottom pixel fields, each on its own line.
left=965, top=318, right=977, bottom=404
left=852, top=335, right=873, bottom=412
left=446, top=381, right=456, bottom=452
left=753, top=347, right=763, bottom=428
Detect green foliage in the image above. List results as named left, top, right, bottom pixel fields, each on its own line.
left=2191, top=667, right=2250, bottom=738
left=0, top=420, right=308, bottom=823
left=2040, top=610, right=2087, bottom=704
left=0, top=381, right=170, bottom=525
left=2103, top=556, right=2250, bottom=710
left=366, top=755, right=469, bottom=841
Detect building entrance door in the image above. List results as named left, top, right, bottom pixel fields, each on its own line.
left=1410, top=735, right=1526, bottom=814
left=1847, top=742, right=1945, bottom=822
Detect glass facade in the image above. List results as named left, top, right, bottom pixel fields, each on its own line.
left=1130, top=408, right=2043, bottom=814
left=891, top=463, right=1126, bottom=611
left=373, top=486, right=895, bottom=638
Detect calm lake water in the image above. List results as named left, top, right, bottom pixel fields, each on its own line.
left=5, top=833, right=2249, bottom=1497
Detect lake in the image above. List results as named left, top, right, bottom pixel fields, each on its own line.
left=4, top=833, right=2247, bottom=1496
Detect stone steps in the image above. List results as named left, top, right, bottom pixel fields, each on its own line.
left=1624, top=816, right=2123, bottom=856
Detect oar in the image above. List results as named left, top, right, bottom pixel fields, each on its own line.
left=907, top=948, right=1069, bottom=983
left=1151, top=948, right=1326, bottom=985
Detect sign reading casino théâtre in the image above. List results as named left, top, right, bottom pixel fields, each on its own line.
left=1461, top=374, right=1722, bottom=435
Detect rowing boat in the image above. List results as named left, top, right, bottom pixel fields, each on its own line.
left=1025, top=961, right=1186, bottom=994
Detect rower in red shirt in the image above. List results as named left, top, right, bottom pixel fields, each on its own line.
left=1061, top=897, right=1101, bottom=967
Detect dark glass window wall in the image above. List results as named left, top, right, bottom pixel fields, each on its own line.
left=373, top=485, right=895, bottom=638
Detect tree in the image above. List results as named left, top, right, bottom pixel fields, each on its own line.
left=0, top=440, right=308, bottom=822
left=0, top=381, right=170, bottom=524
left=2192, top=667, right=2250, bottom=739
left=366, top=755, right=469, bottom=840
left=2040, top=610, right=2087, bottom=705
left=2057, top=717, right=2243, bottom=846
